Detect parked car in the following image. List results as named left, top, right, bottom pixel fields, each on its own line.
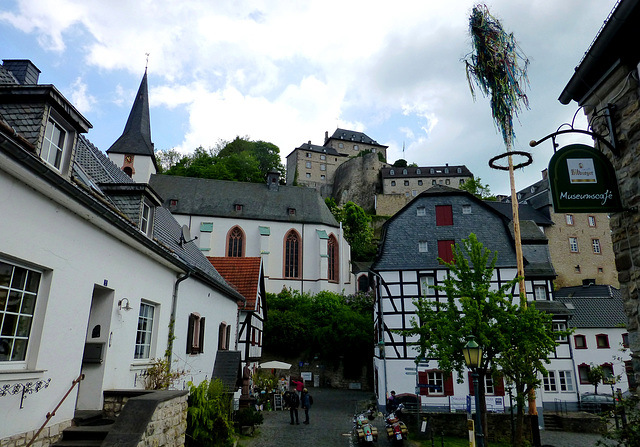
left=580, top=393, right=615, bottom=412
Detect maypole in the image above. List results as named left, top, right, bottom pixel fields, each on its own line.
left=464, top=3, right=537, bottom=415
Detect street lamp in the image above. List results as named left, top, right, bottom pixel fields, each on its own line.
left=463, top=338, right=485, bottom=447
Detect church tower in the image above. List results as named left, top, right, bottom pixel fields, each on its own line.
left=107, top=69, right=158, bottom=183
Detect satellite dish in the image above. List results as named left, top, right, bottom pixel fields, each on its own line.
left=181, top=225, right=191, bottom=242
left=179, top=225, right=197, bottom=246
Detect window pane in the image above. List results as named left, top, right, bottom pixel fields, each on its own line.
left=11, top=267, right=27, bottom=290
left=134, top=303, right=155, bottom=359
left=11, top=339, right=27, bottom=361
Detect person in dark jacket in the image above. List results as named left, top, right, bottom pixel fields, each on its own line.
left=301, top=388, right=312, bottom=424
left=288, top=386, right=300, bottom=425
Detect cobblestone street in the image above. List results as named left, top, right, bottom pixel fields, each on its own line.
left=237, top=388, right=609, bottom=447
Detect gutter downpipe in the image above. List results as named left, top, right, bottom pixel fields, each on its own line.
left=168, top=271, right=191, bottom=367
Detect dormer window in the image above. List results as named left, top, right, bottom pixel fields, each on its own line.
left=235, top=204, right=243, bottom=212
left=403, top=169, right=407, bottom=175
left=140, top=202, right=151, bottom=234
left=390, top=169, right=395, bottom=175
left=430, top=168, right=435, bottom=174
left=416, top=169, right=421, bottom=174
left=288, top=208, right=296, bottom=215
left=457, top=168, right=462, bottom=173
left=42, top=116, right=67, bottom=171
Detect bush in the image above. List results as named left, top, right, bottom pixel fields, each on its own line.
left=235, top=407, right=264, bottom=427
left=186, top=379, right=235, bottom=447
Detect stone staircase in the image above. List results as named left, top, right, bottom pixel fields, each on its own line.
left=54, top=410, right=115, bottom=447
left=542, top=412, right=562, bottom=431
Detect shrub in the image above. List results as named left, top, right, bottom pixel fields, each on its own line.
left=235, top=407, right=264, bottom=428
left=186, top=379, right=235, bottom=447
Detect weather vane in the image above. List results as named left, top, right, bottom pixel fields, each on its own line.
left=145, top=53, right=150, bottom=71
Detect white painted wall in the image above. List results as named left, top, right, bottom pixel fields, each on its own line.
left=177, top=214, right=355, bottom=295
left=0, top=160, right=237, bottom=439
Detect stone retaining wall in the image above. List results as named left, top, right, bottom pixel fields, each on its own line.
left=0, top=420, right=72, bottom=447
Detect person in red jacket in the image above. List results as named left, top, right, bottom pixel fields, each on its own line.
left=291, top=377, right=304, bottom=396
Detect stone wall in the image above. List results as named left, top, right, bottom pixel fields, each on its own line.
left=375, top=194, right=412, bottom=217
left=332, top=152, right=389, bottom=213
left=583, top=64, right=640, bottom=388
left=0, top=420, right=72, bottom=447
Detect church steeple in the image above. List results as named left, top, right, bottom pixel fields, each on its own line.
left=107, top=69, right=158, bottom=182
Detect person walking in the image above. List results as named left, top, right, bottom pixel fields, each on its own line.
left=301, top=388, right=312, bottom=424
left=288, top=386, right=300, bottom=425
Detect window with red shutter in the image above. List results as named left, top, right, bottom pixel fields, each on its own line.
left=418, top=371, right=429, bottom=396
left=438, top=240, right=455, bottom=264
left=435, top=205, right=453, bottom=226
left=493, top=375, right=505, bottom=396
left=443, top=373, right=454, bottom=396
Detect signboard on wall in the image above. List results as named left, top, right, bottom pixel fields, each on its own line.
left=548, top=144, right=623, bottom=213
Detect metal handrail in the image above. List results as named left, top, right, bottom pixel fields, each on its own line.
left=26, top=374, right=84, bottom=447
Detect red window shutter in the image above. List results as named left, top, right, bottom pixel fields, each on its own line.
left=438, top=240, right=455, bottom=264
left=494, top=375, right=505, bottom=396
left=444, top=373, right=454, bottom=396
left=418, top=371, right=429, bottom=396
left=435, top=205, right=453, bottom=226
left=468, top=372, right=475, bottom=396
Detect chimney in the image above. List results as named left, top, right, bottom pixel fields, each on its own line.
left=541, top=168, right=548, bottom=180
left=267, top=171, right=280, bottom=191
left=2, top=60, right=40, bottom=85
left=324, top=131, right=329, bottom=144
left=308, top=140, right=311, bottom=145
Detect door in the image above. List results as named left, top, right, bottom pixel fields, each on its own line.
left=76, top=284, right=114, bottom=410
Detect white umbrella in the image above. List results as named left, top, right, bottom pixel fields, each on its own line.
left=260, top=360, right=292, bottom=370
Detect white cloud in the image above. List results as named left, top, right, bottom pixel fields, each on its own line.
left=0, top=0, right=620, bottom=194
left=68, top=77, right=96, bottom=113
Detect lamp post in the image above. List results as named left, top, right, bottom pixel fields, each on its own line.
left=463, top=339, right=485, bottom=447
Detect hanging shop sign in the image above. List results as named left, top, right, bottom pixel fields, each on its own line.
left=548, top=144, right=623, bottom=213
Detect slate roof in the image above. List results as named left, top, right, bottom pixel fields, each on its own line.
left=554, top=285, right=627, bottom=328
left=373, top=185, right=518, bottom=271
left=208, top=257, right=263, bottom=310
left=381, top=165, right=473, bottom=178
left=0, top=64, right=19, bottom=84
left=291, top=141, right=343, bottom=156
left=327, top=128, right=387, bottom=147
left=107, top=70, right=159, bottom=171
left=149, top=174, right=339, bottom=227
left=484, top=200, right=553, bottom=226
left=70, top=136, right=243, bottom=300
left=212, top=350, right=242, bottom=392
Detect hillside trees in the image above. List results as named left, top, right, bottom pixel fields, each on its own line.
left=155, top=136, right=285, bottom=182
left=325, top=199, right=377, bottom=261
left=263, top=288, right=374, bottom=379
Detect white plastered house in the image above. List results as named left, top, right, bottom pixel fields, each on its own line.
left=0, top=60, right=244, bottom=444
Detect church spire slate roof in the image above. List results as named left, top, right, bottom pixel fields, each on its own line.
left=107, top=69, right=156, bottom=159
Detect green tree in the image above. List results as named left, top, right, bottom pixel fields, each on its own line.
left=459, top=176, right=495, bottom=200
left=401, top=234, right=562, bottom=445
left=325, top=199, right=376, bottom=261
left=587, top=364, right=606, bottom=395
left=496, top=303, right=565, bottom=445
left=392, top=159, right=408, bottom=167
left=263, top=289, right=374, bottom=377
left=157, top=137, right=284, bottom=182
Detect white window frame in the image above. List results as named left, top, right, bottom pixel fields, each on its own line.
left=569, top=237, right=579, bottom=253
left=0, top=260, right=42, bottom=366
left=543, top=371, right=557, bottom=392
left=305, top=173, right=311, bottom=178
left=462, top=205, right=472, bottom=214
left=592, top=238, right=601, bottom=254
left=558, top=370, right=574, bottom=392
left=140, top=202, right=151, bottom=235
left=417, top=206, right=426, bottom=216
left=320, top=164, right=326, bottom=171
left=565, top=214, right=574, bottom=225
left=553, top=322, right=568, bottom=342
left=419, top=275, right=435, bottom=297
left=588, top=215, right=596, bottom=227
left=305, top=161, right=311, bottom=168
left=134, top=301, right=156, bottom=360
left=427, top=371, right=444, bottom=395
left=418, top=241, right=428, bottom=253
left=534, top=285, right=547, bottom=301
left=42, top=115, right=69, bottom=171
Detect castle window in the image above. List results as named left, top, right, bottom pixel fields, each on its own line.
left=328, top=235, right=338, bottom=282
left=284, top=230, right=301, bottom=278
left=42, top=116, right=67, bottom=171
left=227, top=226, right=244, bottom=257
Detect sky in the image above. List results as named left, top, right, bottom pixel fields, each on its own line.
left=0, top=0, right=618, bottom=196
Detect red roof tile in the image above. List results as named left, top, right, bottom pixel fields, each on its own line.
left=207, top=257, right=262, bottom=309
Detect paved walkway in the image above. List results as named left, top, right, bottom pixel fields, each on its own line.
left=237, top=388, right=611, bottom=447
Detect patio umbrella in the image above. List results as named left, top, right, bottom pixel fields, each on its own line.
left=259, top=360, right=292, bottom=370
